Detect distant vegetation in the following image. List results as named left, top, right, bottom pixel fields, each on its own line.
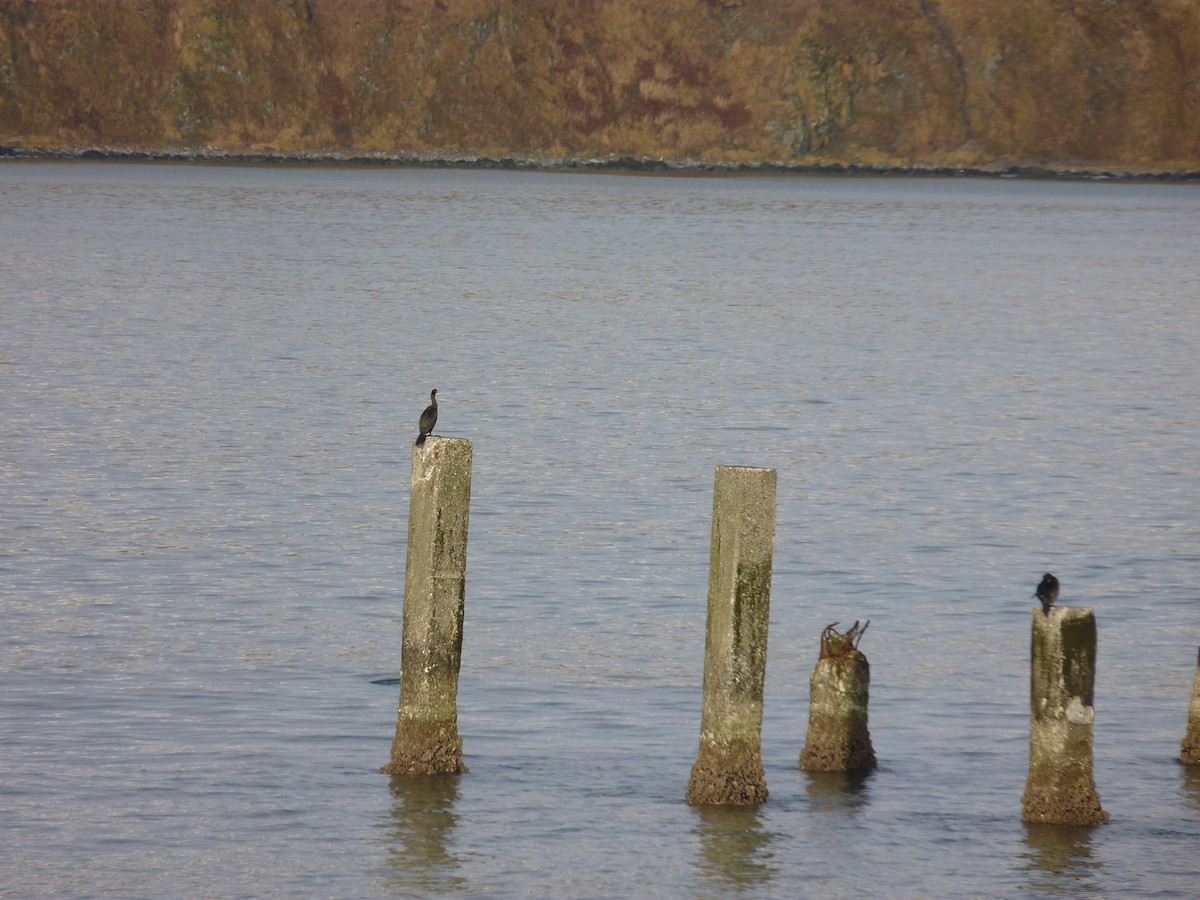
left=2, top=0, right=1197, bottom=172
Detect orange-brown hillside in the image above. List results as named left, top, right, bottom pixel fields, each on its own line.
left=2, top=0, right=1198, bottom=172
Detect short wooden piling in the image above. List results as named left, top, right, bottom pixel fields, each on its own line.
left=800, top=622, right=876, bottom=773
left=1179, top=647, right=1200, bottom=766
left=687, top=466, right=776, bottom=806
left=382, top=436, right=472, bottom=776
left=1021, top=607, right=1108, bottom=824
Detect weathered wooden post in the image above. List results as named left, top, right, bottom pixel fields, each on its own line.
left=1021, top=607, right=1108, bottom=824
left=686, top=465, right=776, bottom=806
left=382, top=436, right=472, bottom=776
left=1180, top=647, right=1200, bottom=765
left=799, top=621, right=876, bottom=773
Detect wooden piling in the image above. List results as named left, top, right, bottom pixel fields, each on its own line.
left=382, top=436, right=472, bottom=776
left=1180, top=647, right=1200, bottom=766
left=686, top=466, right=776, bottom=806
left=1021, top=607, right=1108, bottom=825
left=799, top=622, right=876, bottom=773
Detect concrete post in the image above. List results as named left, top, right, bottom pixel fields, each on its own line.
left=382, top=436, right=472, bottom=776
left=799, top=623, right=876, bottom=773
left=1021, top=607, right=1108, bottom=824
left=686, top=466, right=776, bottom=806
left=1179, top=647, right=1200, bottom=765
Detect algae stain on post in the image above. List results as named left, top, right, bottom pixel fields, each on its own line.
left=687, top=466, right=777, bottom=806
left=382, top=436, right=472, bottom=776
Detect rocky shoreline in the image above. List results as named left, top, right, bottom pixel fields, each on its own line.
left=3, top=144, right=1198, bottom=182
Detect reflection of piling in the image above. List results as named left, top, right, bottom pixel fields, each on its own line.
left=382, top=437, right=472, bottom=776
left=1180, top=647, right=1200, bottom=766
left=693, top=806, right=777, bottom=884
left=799, top=622, right=876, bottom=773
left=386, top=775, right=461, bottom=872
left=687, top=466, right=776, bottom=806
left=1021, top=607, right=1108, bottom=824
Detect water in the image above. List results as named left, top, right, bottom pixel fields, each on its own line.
left=2, top=161, right=1198, bottom=897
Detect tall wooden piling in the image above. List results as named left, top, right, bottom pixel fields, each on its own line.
left=1180, top=647, right=1200, bottom=765
left=1021, top=607, right=1108, bottom=825
left=382, top=436, right=472, bottom=776
left=687, top=466, right=776, bottom=806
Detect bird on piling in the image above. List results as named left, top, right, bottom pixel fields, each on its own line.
left=415, top=389, right=438, bottom=447
left=1035, top=573, right=1060, bottom=615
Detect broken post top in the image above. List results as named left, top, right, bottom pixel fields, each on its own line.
left=818, top=620, right=869, bottom=661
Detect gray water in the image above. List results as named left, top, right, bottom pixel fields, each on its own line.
left=2, top=161, right=1198, bottom=898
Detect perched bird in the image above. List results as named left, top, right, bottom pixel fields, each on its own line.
left=415, top=388, right=438, bottom=447
left=1035, top=573, right=1059, bottom=615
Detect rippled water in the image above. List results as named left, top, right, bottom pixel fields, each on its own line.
left=2, top=162, right=1199, bottom=897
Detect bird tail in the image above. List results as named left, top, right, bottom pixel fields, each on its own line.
left=415, top=433, right=427, bottom=447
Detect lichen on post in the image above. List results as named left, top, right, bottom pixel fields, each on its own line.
left=1021, top=606, right=1108, bottom=825
left=799, top=621, right=876, bottom=773
left=1180, top=647, right=1200, bottom=766
left=382, top=436, right=472, bottom=776
left=686, top=465, right=776, bottom=806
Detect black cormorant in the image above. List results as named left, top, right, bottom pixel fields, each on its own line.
left=415, top=389, right=438, bottom=447
left=1035, top=573, right=1059, bottom=616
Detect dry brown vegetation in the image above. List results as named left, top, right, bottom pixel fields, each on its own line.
left=1, top=0, right=1197, bottom=169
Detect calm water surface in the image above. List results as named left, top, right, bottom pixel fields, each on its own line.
left=2, top=162, right=1199, bottom=897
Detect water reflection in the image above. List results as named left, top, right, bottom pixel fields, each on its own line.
left=382, top=775, right=466, bottom=894
left=803, top=769, right=873, bottom=814
left=1021, top=823, right=1102, bottom=894
left=692, top=805, right=778, bottom=891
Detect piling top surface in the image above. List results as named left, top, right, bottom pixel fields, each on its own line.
left=411, top=437, right=473, bottom=496
left=1031, top=605, right=1096, bottom=632
left=1034, top=605, right=1095, bottom=620
left=412, top=434, right=471, bottom=460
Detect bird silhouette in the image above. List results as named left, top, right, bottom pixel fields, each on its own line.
left=415, top=389, right=438, bottom=447
left=1035, top=573, right=1059, bottom=615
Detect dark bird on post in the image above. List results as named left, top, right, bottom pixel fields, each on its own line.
left=1035, top=573, right=1059, bottom=615
left=415, top=389, right=438, bottom=447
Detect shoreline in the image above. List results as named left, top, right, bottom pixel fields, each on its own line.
left=2, top=144, right=1198, bottom=182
